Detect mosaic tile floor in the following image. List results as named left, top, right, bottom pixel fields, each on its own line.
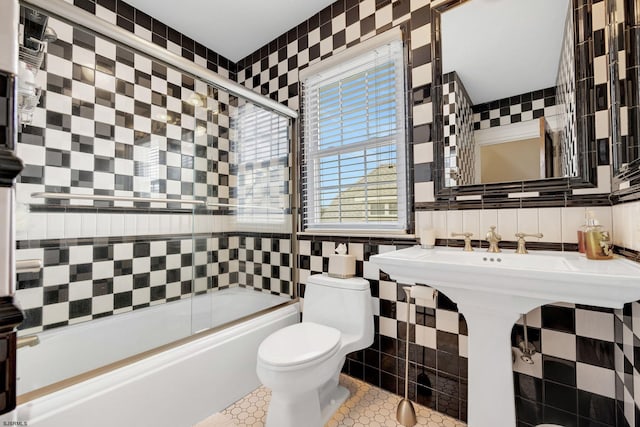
left=195, top=374, right=467, bottom=427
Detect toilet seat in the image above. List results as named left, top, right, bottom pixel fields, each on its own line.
left=258, top=322, right=341, bottom=369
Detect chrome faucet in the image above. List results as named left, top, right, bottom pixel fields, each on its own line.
left=515, top=232, right=544, bottom=254
left=486, top=226, right=501, bottom=253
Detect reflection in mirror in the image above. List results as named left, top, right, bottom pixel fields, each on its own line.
left=438, top=0, right=575, bottom=187
left=613, top=0, right=640, bottom=184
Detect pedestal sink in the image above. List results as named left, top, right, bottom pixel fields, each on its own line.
left=370, top=246, right=640, bottom=427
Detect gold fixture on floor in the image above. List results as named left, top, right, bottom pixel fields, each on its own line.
left=397, top=286, right=417, bottom=427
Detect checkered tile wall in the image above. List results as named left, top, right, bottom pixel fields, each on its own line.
left=17, top=17, right=235, bottom=208
left=442, top=72, right=474, bottom=187
left=235, top=0, right=623, bottom=424
left=14, top=5, right=294, bottom=335
left=472, top=87, right=558, bottom=132
left=11, top=0, right=639, bottom=425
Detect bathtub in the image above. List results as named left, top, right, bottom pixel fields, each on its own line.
left=2, top=288, right=298, bottom=427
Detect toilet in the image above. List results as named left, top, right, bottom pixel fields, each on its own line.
left=256, top=274, right=374, bottom=427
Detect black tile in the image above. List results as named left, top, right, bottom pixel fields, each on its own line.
left=577, top=390, right=615, bottom=425
left=436, top=330, right=458, bottom=354
left=576, top=336, right=614, bottom=370
left=133, top=242, right=150, bottom=258
left=114, top=291, right=132, bottom=309
left=544, top=380, right=577, bottom=414
left=541, top=305, right=575, bottom=334
left=543, top=355, right=576, bottom=387
left=92, top=278, right=113, bottom=296
left=514, top=373, right=542, bottom=402
left=69, top=298, right=92, bottom=318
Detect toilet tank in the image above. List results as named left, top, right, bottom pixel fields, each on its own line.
left=303, top=274, right=374, bottom=345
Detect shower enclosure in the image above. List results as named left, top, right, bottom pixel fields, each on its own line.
left=12, top=0, right=298, bottom=401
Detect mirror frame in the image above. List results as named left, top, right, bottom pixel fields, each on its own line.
left=612, top=0, right=640, bottom=201
left=430, top=0, right=598, bottom=204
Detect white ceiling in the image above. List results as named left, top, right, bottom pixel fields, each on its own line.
left=442, top=0, right=571, bottom=105
left=124, top=0, right=337, bottom=62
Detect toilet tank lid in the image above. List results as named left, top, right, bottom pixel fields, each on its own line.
left=307, top=274, right=369, bottom=291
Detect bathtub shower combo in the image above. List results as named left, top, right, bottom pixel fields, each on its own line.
left=2, top=0, right=300, bottom=425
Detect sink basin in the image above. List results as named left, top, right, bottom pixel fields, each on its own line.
left=372, top=246, right=640, bottom=309
left=370, top=246, right=640, bottom=427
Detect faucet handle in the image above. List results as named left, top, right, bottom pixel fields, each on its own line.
left=515, top=232, right=544, bottom=254
left=451, top=232, right=474, bottom=252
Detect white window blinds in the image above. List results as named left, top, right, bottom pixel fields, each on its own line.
left=302, top=38, right=407, bottom=231
left=234, top=103, right=289, bottom=222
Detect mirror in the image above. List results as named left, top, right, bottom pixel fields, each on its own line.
left=612, top=0, right=640, bottom=192
left=432, top=0, right=597, bottom=198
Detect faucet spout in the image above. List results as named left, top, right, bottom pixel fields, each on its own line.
left=486, top=226, right=501, bottom=253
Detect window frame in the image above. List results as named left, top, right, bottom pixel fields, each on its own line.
left=300, top=30, right=409, bottom=233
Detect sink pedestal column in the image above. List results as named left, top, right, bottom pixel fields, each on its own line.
left=460, top=303, right=523, bottom=427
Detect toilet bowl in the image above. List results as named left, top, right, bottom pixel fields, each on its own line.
left=257, top=274, right=374, bottom=427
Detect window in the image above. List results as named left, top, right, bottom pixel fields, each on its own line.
left=302, top=35, right=407, bottom=231
left=234, top=102, right=289, bottom=223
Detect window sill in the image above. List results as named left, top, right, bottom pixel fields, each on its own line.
left=298, top=230, right=416, bottom=240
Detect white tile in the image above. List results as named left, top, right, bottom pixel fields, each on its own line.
left=415, top=324, right=436, bottom=349
left=69, top=246, right=92, bottom=265
left=541, top=329, right=576, bottom=361
left=69, top=280, right=93, bottom=300
left=576, top=362, right=615, bottom=398
left=42, top=302, right=70, bottom=325
left=432, top=210, right=447, bottom=239
left=42, top=265, right=69, bottom=287
left=363, top=261, right=379, bottom=280
left=379, top=316, right=397, bottom=339
left=348, top=243, right=364, bottom=261
left=497, top=209, right=518, bottom=240
left=166, top=254, right=182, bottom=270
left=132, top=257, right=151, bottom=274
left=517, top=209, right=539, bottom=237
left=414, top=181, right=434, bottom=203
left=123, top=214, right=138, bottom=236
left=63, top=213, right=82, bottom=238
left=379, top=280, right=398, bottom=301
left=111, top=215, right=125, bottom=236
left=479, top=209, right=498, bottom=237
left=575, top=309, right=614, bottom=341
left=299, top=240, right=311, bottom=256
left=462, top=210, right=480, bottom=239
left=322, top=241, right=336, bottom=257
left=46, top=213, right=65, bottom=239
left=538, top=208, right=562, bottom=243
left=435, top=309, right=459, bottom=334
left=446, top=210, right=463, bottom=237
left=411, top=63, right=431, bottom=87
left=561, top=207, right=586, bottom=244
left=413, top=142, right=433, bottom=163
left=413, top=103, right=432, bottom=126
left=15, top=287, right=43, bottom=310
left=310, top=256, right=323, bottom=272
left=93, top=261, right=114, bottom=280
left=81, top=214, right=97, bottom=238
left=93, top=294, right=114, bottom=314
